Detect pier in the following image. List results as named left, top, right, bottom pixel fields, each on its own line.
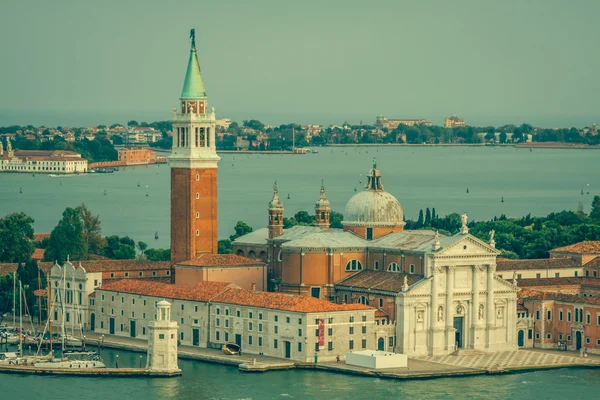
left=0, top=365, right=180, bottom=377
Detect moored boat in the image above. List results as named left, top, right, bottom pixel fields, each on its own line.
left=222, top=343, right=241, bottom=355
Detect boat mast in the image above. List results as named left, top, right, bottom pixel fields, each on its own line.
left=37, top=267, right=42, bottom=332
left=48, top=273, right=53, bottom=355
left=19, top=281, right=23, bottom=358
left=13, top=270, right=16, bottom=329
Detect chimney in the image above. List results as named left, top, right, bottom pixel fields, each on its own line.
left=251, top=282, right=257, bottom=292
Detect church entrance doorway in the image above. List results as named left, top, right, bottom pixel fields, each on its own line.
left=576, top=331, right=582, bottom=350
left=235, top=334, right=242, bottom=347
left=192, top=328, right=200, bottom=346
left=378, top=337, right=385, bottom=351
left=518, top=330, right=524, bottom=347
left=453, top=317, right=464, bottom=349
left=90, top=313, right=95, bottom=331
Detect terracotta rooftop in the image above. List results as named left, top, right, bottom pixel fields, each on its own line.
left=517, top=277, right=600, bottom=288
left=33, top=233, right=50, bottom=241
left=375, top=309, right=389, bottom=318
left=584, top=257, right=600, bottom=268
left=57, top=260, right=171, bottom=273
left=497, top=257, right=579, bottom=271
left=177, top=253, right=264, bottom=268
left=335, top=270, right=423, bottom=293
left=97, top=279, right=235, bottom=302
left=520, top=289, right=600, bottom=306
left=0, top=263, right=51, bottom=277
left=212, top=288, right=373, bottom=313
left=32, top=248, right=45, bottom=260
left=551, top=241, right=600, bottom=254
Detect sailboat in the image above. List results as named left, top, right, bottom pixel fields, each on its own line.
left=145, top=185, right=149, bottom=197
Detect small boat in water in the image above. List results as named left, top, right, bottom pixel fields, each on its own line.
left=222, top=343, right=241, bottom=355
left=155, top=231, right=159, bottom=240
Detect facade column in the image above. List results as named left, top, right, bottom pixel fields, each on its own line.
left=485, top=264, right=496, bottom=349
left=470, top=265, right=480, bottom=349
left=429, top=267, right=439, bottom=354
left=445, top=266, right=455, bottom=351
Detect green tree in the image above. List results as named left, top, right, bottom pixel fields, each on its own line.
left=294, top=211, right=314, bottom=225
left=590, top=196, right=600, bottom=222
left=0, top=212, right=35, bottom=263
left=45, top=207, right=87, bottom=263
left=127, top=120, right=139, bottom=127
left=218, top=239, right=233, bottom=254
left=330, top=211, right=344, bottom=229
left=499, top=132, right=507, bottom=144
left=113, top=244, right=136, bottom=259
left=416, top=209, right=424, bottom=228
left=229, top=221, right=253, bottom=242
left=76, top=204, right=106, bottom=255
left=137, top=241, right=148, bottom=258
left=145, top=248, right=170, bottom=261
left=425, top=208, right=431, bottom=227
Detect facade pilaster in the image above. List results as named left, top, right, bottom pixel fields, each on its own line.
left=485, top=264, right=496, bottom=349
left=445, top=266, right=455, bottom=350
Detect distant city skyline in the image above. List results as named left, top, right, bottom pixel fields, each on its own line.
left=1, top=0, right=599, bottom=128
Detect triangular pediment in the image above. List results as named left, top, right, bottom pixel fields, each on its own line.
left=434, top=234, right=500, bottom=258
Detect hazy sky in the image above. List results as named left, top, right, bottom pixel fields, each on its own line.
left=1, top=0, right=599, bottom=127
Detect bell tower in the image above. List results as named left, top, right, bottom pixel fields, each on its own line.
left=314, top=180, right=331, bottom=228
left=170, top=30, right=220, bottom=265
left=268, top=182, right=284, bottom=239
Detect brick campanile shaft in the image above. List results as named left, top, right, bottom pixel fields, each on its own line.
left=170, top=32, right=220, bottom=266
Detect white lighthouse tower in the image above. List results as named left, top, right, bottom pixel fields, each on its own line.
left=146, top=300, right=181, bottom=375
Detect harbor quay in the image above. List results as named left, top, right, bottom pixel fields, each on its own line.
left=78, top=330, right=600, bottom=380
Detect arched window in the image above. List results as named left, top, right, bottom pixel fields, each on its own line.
left=345, top=260, right=363, bottom=271
left=236, top=249, right=244, bottom=257
left=259, top=251, right=267, bottom=261
left=278, top=250, right=283, bottom=262
left=359, top=296, right=369, bottom=305
left=374, top=261, right=379, bottom=270
left=248, top=250, right=256, bottom=259
left=388, top=262, right=400, bottom=272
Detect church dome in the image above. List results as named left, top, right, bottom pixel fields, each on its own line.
left=269, top=182, right=284, bottom=209
left=342, top=163, right=405, bottom=227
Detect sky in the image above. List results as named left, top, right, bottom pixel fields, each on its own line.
left=1, top=0, right=599, bottom=128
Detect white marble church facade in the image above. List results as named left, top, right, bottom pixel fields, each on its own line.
left=396, top=230, right=519, bottom=356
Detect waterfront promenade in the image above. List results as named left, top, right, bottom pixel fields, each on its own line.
left=79, top=331, right=600, bottom=380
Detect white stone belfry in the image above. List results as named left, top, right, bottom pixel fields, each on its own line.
left=146, top=300, right=181, bottom=375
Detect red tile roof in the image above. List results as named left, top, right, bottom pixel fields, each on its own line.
left=497, top=257, right=579, bottom=271
left=375, top=309, right=389, bottom=318
left=517, top=277, right=600, bottom=288
left=73, top=260, right=170, bottom=273
left=33, top=233, right=50, bottom=241
left=32, top=248, right=45, bottom=260
left=177, top=253, right=264, bottom=268
left=520, top=289, right=600, bottom=306
left=335, top=270, right=423, bottom=293
left=97, top=279, right=235, bottom=301
left=584, top=256, right=600, bottom=268
left=551, top=241, right=600, bottom=254
left=0, top=263, right=51, bottom=277
left=212, top=288, right=373, bottom=313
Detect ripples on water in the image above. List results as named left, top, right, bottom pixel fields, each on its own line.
left=2, top=348, right=600, bottom=400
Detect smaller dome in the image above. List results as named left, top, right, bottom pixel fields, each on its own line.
left=315, top=182, right=331, bottom=209
left=269, top=182, right=284, bottom=209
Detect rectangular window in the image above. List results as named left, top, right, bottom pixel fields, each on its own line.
left=194, top=306, right=198, bottom=312
left=298, top=329, right=302, bottom=336
left=180, top=332, right=184, bottom=341
left=131, top=312, right=135, bottom=318
left=274, top=339, right=278, bottom=349
left=575, top=271, right=578, bottom=277
left=366, top=227, right=373, bottom=240
left=249, top=312, right=253, bottom=319
left=225, top=332, right=229, bottom=342
left=559, top=311, right=563, bottom=321
left=597, top=315, right=600, bottom=326
left=587, top=313, right=591, bottom=324
left=349, top=327, right=354, bottom=334
left=328, top=328, right=333, bottom=336
left=259, top=323, right=263, bottom=332
left=568, top=311, right=572, bottom=322
left=143, top=300, right=146, bottom=306
left=225, top=320, right=229, bottom=328
left=259, top=337, right=263, bottom=347
left=120, top=324, right=124, bottom=332
left=248, top=336, right=253, bottom=345
left=349, top=316, right=354, bottom=323
left=536, top=332, right=540, bottom=339
left=216, top=331, right=220, bottom=341
left=328, top=342, right=333, bottom=351
left=547, top=310, right=551, bottom=320
left=315, top=343, right=319, bottom=351
left=328, top=317, right=334, bottom=324
left=236, top=310, right=241, bottom=317
left=536, top=273, right=541, bottom=278
left=362, top=325, right=367, bottom=334
left=216, top=318, right=220, bottom=327
left=586, top=270, right=590, bottom=277
left=586, top=337, right=591, bottom=344
left=379, top=298, right=384, bottom=308
left=389, top=336, right=394, bottom=347
left=180, top=318, right=184, bottom=324
left=536, top=310, right=540, bottom=320
left=132, top=298, right=135, bottom=305
left=274, top=326, right=278, bottom=334
left=362, top=315, right=367, bottom=322
left=410, top=264, right=415, bottom=273
left=101, top=294, right=105, bottom=301
left=362, top=339, right=367, bottom=349
left=349, top=340, right=354, bottom=350
left=311, top=287, right=321, bottom=299
left=517, top=274, right=522, bottom=279
left=225, top=309, right=229, bottom=316
left=100, top=321, right=104, bottom=329
left=120, top=310, right=124, bottom=316
left=259, top=313, right=263, bottom=320
left=249, top=322, right=253, bottom=331
left=559, top=334, right=563, bottom=340
left=142, top=327, right=146, bottom=335
left=159, top=334, right=165, bottom=340
left=274, top=315, right=279, bottom=322
left=286, top=317, right=291, bottom=323
left=298, top=318, right=302, bottom=324
left=315, top=329, right=319, bottom=337
left=555, top=273, right=560, bottom=278
left=298, top=342, right=302, bottom=352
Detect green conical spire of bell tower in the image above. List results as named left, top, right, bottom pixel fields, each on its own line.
left=180, top=29, right=207, bottom=100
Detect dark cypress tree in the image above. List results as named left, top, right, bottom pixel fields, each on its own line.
left=417, top=209, right=424, bottom=228
left=425, top=208, right=431, bottom=227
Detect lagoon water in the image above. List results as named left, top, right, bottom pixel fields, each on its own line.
left=0, top=146, right=598, bottom=247
left=1, top=347, right=600, bottom=400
